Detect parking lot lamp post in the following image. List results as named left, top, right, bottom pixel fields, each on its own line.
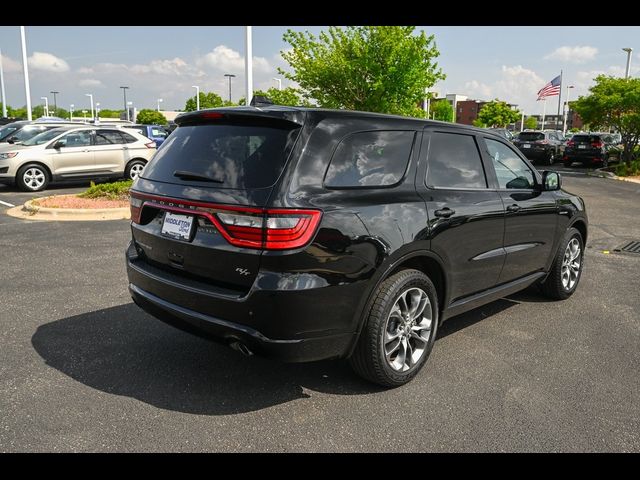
left=541, top=98, right=547, bottom=130
left=272, top=77, right=281, bottom=91
left=224, top=74, right=236, bottom=102
left=191, top=85, right=200, bottom=111
left=95, top=102, right=100, bottom=122
left=157, top=98, right=163, bottom=112
left=20, top=26, right=32, bottom=121
left=120, top=86, right=129, bottom=121
left=623, top=48, right=633, bottom=79
left=69, top=104, right=74, bottom=121
left=127, top=101, right=133, bottom=122
left=40, top=96, right=49, bottom=117
left=521, top=111, right=524, bottom=132
left=85, top=93, right=94, bottom=120
left=562, top=85, right=575, bottom=137
left=0, top=48, right=7, bottom=118
left=245, top=26, right=253, bottom=106
left=50, top=91, right=59, bottom=114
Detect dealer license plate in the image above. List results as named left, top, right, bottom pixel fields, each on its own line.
left=523, top=143, right=531, bottom=148
left=161, top=212, right=194, bottom=241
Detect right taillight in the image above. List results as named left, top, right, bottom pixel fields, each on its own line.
left=567, top=140, right=575, bottom=147
left=145, top=142, right=156, bottom=148
left=130, top=194, right=144, bottom=223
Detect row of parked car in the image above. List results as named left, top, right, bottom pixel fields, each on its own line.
left=0, top=118, right=171, bottom=191
left=490, top=127, right=622, bottom=168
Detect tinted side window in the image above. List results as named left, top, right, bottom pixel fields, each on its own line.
left=324, top=130, right=415, bottom=188
left=426, top=132, right=487, bottom=189
left=94, top=130, right=124, bottom=145
left=485, top=138, right=535, bottom=189
left=151, top=127, right=167, bottom=138
left=60, top=130, right=92, bottom=148
left=121, top=132, right=139, bottom=144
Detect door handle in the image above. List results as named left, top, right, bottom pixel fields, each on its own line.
left=507, top=204, right=521, bottom=213
left=434, top=207, right=455, bottom=218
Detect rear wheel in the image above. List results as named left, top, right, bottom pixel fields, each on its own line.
left=16, top=163, right=49, bottom=192
left=349, top=269, right=438, bottom=387
left=540, top=227, right=584, bottom=300
left=125, top=159, right=146, bottom=180
left=546, top=150, right=555, bottom=165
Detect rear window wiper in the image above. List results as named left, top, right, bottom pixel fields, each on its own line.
left=173, top=170, right=224, bottom=184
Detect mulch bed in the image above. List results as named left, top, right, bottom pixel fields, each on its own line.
left=33, top=195, right=129, bottom=209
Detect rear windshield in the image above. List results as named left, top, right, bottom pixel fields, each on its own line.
left=572, top=135, right=601, bottom=143
left=141, top=123, right=301, bottom=189
left=518, top=132, right=544, bottom=141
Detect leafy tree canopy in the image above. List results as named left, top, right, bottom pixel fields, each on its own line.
left=136, top=109, right=167, bottom=125
left=477, top=99, right=521, bottom=128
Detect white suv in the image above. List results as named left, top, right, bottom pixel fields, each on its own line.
left=0, top=126, right=156, bottom=191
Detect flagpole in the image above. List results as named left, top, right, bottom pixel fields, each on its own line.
left=556, top=70, right=563, bottom=130
left=541, top=98, right=547, bottom=130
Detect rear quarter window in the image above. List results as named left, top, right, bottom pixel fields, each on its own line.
left=324, top=130, right=415, bottom=188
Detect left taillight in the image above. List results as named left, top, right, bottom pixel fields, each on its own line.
left=130, top=194, right=144, bottom=223
left=145, top=142, right=156, bottom=148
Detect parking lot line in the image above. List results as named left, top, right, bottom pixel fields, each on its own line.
left=0, top=199, right=16, bottom=207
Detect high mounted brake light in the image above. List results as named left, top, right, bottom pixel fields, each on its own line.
left=129, top=192, right=322, bottom=250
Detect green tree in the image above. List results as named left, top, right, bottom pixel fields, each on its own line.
left=477, top=99, right=521, bottom=128
left=430, top=100, right=453, bottom=122
left=97, top=109, right=123, bottom=119
left=184, top=91, right=225, bottom=111
left=572, top=75, right=640, bottom=164
left=279, top=26, right=445, bottom=117
left=136, top=109, right=167, bottom=125
left=237, top=87, right=313, bottom=107
left=524, top=116, right=538, bottom=130
left=569, top=127, right=580, bottom=133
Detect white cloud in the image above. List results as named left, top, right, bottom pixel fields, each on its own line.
left=197, top=45, right=271, bottom=74
left=28, top=52, right=70, bottom=72
left=78, top=78, right=104, bottom=88
left=77, top=66, right=94, bottom=75
left=464, top=80, right=492, bottom=98
left=130, top=57, right=203, bottom=77
left=544, top=46, right=598, bottom=64
left=1, top=53, right=22, bottom=73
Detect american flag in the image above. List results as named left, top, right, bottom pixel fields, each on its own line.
left=537, top=75, right=561, bottom=100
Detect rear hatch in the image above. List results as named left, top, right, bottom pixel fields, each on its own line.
left=567, top=134, right=603, bottom=155
left=129, top=108, right=308, bottom=293
left=515, top=132, right=546, bottom=151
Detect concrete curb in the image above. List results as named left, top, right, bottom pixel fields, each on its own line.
left=6, top=196, right=130, bottom=221
left=586, top=168, right=640, bottom=184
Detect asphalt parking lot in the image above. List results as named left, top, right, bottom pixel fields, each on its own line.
left=1, top=169, right=639, bottom=452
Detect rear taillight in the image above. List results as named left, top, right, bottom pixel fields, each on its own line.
left=567, top=140, right=575, bottom=147
left=145, top=142, right=156, bottom=148
left=129, top=192, right=322, bottom=250
left=130, top=195, right=144, bottom=223
left=591, top=141, right=603, bottom=148
left=215, top=208, right=322, bottom=250
left=537, top=140, right=549, bottom=145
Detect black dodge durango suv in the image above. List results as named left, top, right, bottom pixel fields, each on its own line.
left=126, top=107, right=588, bottom=387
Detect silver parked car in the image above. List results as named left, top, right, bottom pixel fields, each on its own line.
left=0, top=126, right=156, bottom=191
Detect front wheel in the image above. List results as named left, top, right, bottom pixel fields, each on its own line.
left=349, top=269, right=439, bottom=387
left=125, top=160, right=146, bottom=180
left=540, top=227, right=584, bottom=300
left=16, top=163, right=49, bottom=192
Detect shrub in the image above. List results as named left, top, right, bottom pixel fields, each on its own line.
left=78, top=180, right=133, bottom=200
left=630, top=160, right=640, bottom=176
left=616, top=163, right=629, bottom=177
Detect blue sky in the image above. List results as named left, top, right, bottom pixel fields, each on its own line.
left=0, top=26, right=638, bottom=115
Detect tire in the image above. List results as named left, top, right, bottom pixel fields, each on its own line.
left=539, top=227, right=584, bottom=300
left=349, top=269, right=439, bottom=388
left=602, top=156, right=609, bottom=168
left=16, top=163, right=49, bottom=192
left=547, top=150, right=555, bottom=165
left=125, top=159, right=146, bottom=180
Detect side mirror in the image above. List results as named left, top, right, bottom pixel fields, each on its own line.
left=52, top=140, right=65, bottom=149
left=542, top=170, right=561, bottom=191
left=7, top=136, right=18, bottom=144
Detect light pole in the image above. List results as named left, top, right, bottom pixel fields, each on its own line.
left=20, top=26, right=33, bottom=121
left=191, top=85, right=200, bottom=110
left=40, top=96, right=49, bottom=117
left=623, top=47, right=633, bottom=79
left=95, top=102, right=100, bottom=122
left=127, top=101, right=133, bottom=122
left=0, top=48, right=7, bottom=118
left=157, top=98, right=163, bottom=112
left=224, top=74, right=236, bottom=102
left=50, top=90, right=59, bottom=115
left=120, top=86, right=129, bottom=120
left=69, top=104, right=74, bottom=121
left=85, top=93, right=94, bottom=120
left=562, top=85, right=575, bottom=136
left=272, top=77, right=282, bottom=91
left=245, top=26, right=253, bottom=105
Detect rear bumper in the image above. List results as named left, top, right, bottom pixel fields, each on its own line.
left=518, top=148, right=551, bottom=159
left=126, top=241, right=361, bottom=362
left=129, top=283, right=354, bottom=362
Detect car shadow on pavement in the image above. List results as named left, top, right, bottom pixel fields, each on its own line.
left=31, top=303, right=384, bottom=415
